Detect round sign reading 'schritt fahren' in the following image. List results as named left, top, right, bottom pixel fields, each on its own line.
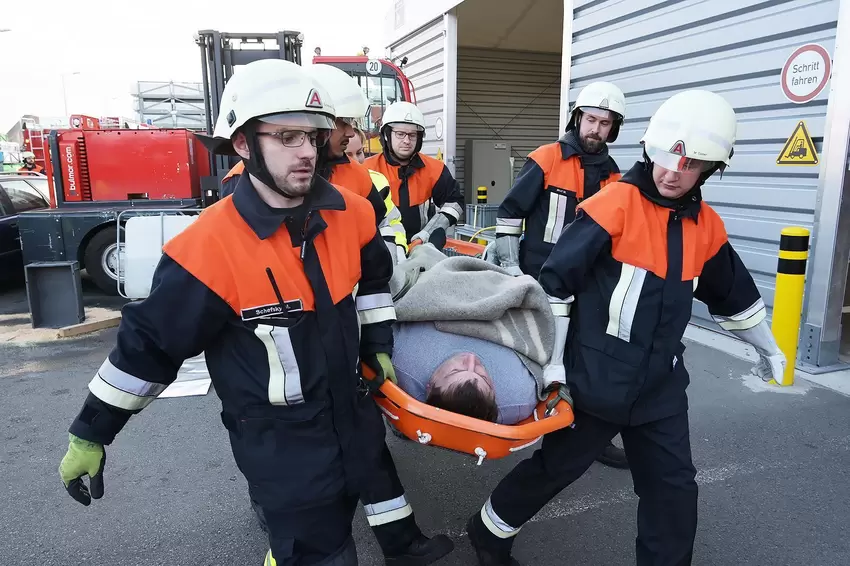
left=781, top=43, right=832, bottom=104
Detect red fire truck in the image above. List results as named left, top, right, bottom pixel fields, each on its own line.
left=313, top=50, right=417, bottom=155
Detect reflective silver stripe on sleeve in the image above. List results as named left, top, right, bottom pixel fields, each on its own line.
left=364, top=495, right=413, bottom=526
left=418, top=202, right=430, bottom=231
left=549, top=299, right=571, bottom=317
left=352, top=283, right=362, bottom=342
left=357, top=293, right=396, bottom=325
left=606, top=263, right=647, bottom=342
left=88, top=358, right=167, bottom=411
left=256, top=324, right=303, bottom=406
left=496, top=217, right=523, bottom=236
left=481, top=497, right=521, bottom=539
left=439, top=202, right=463, bottom=221
left=713, top=298, right=766, bottom=331
left=357, top=293, right=393, bottom=311
left=543, top=192, right=569, bottom=243
left=379, top=225, right=397, bottom=238
left=693, top=276, right=699, bottom=292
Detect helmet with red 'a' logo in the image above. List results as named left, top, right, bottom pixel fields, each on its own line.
left=199, top=58, right=337, bottom=155
left=641, top=89, right=737, bottom=174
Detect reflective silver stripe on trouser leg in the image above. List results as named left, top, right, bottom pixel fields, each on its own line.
left=712, top=298, right=766, bottom=331
left=480, top=497, right=521, bottom=539
left=88, top=358, right=168, bottom=411
left=255, top=324, right=303, bottom=405
left=543, top=192, right=568, bottom=243
left=363, top=495, right=413, bottom=526
left=606, top=263, right=647, bottom=341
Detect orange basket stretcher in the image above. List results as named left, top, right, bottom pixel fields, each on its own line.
left=363, top=236, right=575, bottom=465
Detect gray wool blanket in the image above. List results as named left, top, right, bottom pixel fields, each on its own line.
left=391, top=244, right=556, bottom=393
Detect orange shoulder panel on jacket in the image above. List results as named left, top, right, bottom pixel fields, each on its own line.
left=603, top=171, right=623, bottom=186
left=578, top=182, right=670, bottom=279
left=329, top=160, right=373, bottom=199
left=162, top=200, right=249, bottom=314
left=364, top=154, right=404, bottom=203
left=222, top=161, right=244, bottom=183
left=308, top=185, right=378, bottom=304
left=363, top=154, right=386, bottom=174
left=527, top=142, right=560, bottom=169
left=418, top=153, right=447, bottom=184
left=335, top=182, right=377, bottom=248
left=681, top=202, right=730, bottom=281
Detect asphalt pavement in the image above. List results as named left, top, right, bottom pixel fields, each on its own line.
left=2, top=324, right=849, bottom=565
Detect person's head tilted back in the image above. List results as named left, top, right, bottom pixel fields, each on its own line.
left=425, top=352, right=498, bottom=422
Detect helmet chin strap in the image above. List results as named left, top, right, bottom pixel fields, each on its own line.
left=243, top=124, right=307, bottom=200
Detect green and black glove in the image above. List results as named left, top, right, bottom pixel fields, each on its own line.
left=362, top=352, right=397, bottom=393
left=59, top=433, right=106, bottom=506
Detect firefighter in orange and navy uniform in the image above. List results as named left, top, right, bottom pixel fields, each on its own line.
left=364, top=101, right=464, bottom=245
left=19, top=151, right=44, bottom=174
left=487, top=81, right=630, bottom=470
left=489, top=82, right=626, bottom=280
left=57, top=59, right=453, bottom=566
left=466, top=90, right=787, bottom=566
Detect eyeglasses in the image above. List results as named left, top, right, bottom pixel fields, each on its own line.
left=391, top=130, right=419, bottom=142
left=257, top=130, right=330, bottom=148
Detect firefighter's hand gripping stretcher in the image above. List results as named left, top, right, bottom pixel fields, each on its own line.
left=360, top=235, right=575, bottom=463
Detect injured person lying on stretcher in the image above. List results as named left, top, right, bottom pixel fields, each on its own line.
left=387, top=242, right=560, bottom=426
left=385, top=240, right=629, bottom=468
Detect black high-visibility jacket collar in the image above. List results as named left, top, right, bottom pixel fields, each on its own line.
left=232, top=171, right=346, bottom=240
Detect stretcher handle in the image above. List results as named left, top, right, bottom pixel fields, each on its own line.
left=362, top=364, right=574, bottom=440
left=407, top=237, right=485, bottom=256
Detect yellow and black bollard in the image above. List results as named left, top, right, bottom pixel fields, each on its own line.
left=770, top=226, right=810, bottom=386
left=477, top=185, right=487, bottom=204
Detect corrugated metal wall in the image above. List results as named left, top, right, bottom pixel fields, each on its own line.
left=568, top=0, right=840, bottom=329
left=390, top=17, right=447, bottom=158
left=455, top=47, right=562, bottom=196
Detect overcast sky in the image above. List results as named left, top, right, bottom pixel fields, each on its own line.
left=0, top=0, right=392, bottom=133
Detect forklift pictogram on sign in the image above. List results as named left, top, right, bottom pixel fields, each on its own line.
left=776, top=120, right=819, bottom=166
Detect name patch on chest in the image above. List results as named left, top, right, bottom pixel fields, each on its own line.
left=241, top=300, right=304, bottom=322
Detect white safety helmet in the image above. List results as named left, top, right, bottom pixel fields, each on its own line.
left=201, top=58, right=336, bottom=155
left=381, top=101, right=425, bottom=131
left=640, top=89, right=737, bottom=174
left=21, top=151, right=36, bottom=159
left=306, top=63, right=370, bottom=123
left=568, top=81, right=627, bottom=142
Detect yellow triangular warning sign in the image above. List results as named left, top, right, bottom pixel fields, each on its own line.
left=436, top=147, right=444, bottom=162
left=776, top=120, right=819, bottom=166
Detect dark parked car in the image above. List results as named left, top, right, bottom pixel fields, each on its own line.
left=0, top=172, right=50, bottom=281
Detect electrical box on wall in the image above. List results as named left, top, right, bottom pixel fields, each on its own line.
left=463, top=139, right=512, bottom=206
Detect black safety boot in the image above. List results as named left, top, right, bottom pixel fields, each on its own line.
left=384, top=533, right=454, bottom=566
left=465, top=513, right=521, bottom=566
left=596, top=441, right=629, bottom=469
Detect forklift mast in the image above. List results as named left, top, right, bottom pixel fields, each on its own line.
left=195, top=29, right=304, bottom=178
